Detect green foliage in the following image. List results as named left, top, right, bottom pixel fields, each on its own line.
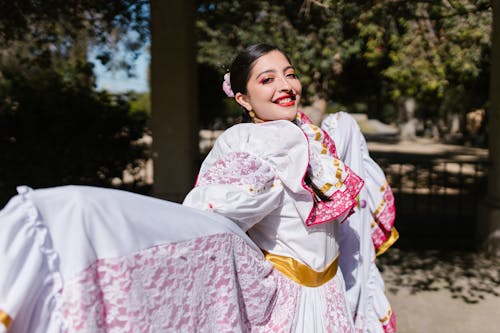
left=0, top=64, right=151, bottom=206
left=195, top=0, right=492, bottom=124
left=128, top=91, right=151, bottom=115
left=0, top=0, right=152, bottom=205
left=0, top=0, right=150, bottom=74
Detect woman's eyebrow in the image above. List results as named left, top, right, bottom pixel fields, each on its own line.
left=256, top=66, right=294, bottom=79
left=255, top=69, right=276, bottom=79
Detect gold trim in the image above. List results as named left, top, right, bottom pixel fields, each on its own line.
left=379, top=308, right=393, bottom=323
left=320, top=182, right=333, bottom=194
left=264, top=251, right=338, bottom=287
left=310, top=124, right=322, bottom=141
left=373, top=198, right=386, bottom=216
left=376, top=228, right=399, bottom=256
left=0, top=310, right=12, bottom=330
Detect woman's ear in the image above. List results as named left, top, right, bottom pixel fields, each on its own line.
left=235, top=92, right=252, bottom=111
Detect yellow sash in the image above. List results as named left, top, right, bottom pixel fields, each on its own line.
left=263, top=251, right=338, bottom=287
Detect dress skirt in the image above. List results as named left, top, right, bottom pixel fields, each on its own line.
left=0, top=185, right=354, bottom=333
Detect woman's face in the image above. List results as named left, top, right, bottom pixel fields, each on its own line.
left=235, top=50, right=302, bottom=122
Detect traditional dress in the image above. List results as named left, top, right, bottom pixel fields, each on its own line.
left=321, top=112, right=398, bottom=333
left=1, top=185, right=280, bottom=333
left=184, top=116, right=364, bottom=332
left=0, top=112, right=393, bottom=333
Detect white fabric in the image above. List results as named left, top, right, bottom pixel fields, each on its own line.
left=0, top=185, right=258, bottom=333
left=0, top=184, right=358, bottom=333
left=0, top=116, right=373, bottom=332
left=184, top=120, right=339, bottom=272
left=321, top=112, right=394, bottom=332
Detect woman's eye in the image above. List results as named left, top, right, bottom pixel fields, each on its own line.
left=260, top=77, right=273, bottom=84
left=286, top=73, right=298, bottom=79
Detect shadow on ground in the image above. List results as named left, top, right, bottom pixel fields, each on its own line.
left=378, top=248, right=500, bottom=304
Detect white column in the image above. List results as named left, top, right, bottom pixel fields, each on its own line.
left=150, top=0, right=198, bottom=202
left=477, top=0, right=500, bottom=256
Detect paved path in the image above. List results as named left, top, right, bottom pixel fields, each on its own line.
left=378, top=248, right=500, bottom=332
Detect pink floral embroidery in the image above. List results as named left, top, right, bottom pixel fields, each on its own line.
left=323, top=275, right=355, bottom=333
left=58, top=232, right=354, bottom=332
left=197, top=151, right=274, bottom=189
left=254, top=272, right=354, bottom=332
left=371, top=184, right=396, bottom=250
left=59, top=233, right=277, bottom=332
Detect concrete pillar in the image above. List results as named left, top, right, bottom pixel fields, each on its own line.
left=150, top=0, right=198, bottom=202
left=477, top=0, right=500, bottom=256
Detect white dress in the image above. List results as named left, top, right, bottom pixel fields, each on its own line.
left=1, top=185, right=276, bottom=333
left=184, top=118, right=364, bottom=332
left=0, top=116, right=363, bottom=332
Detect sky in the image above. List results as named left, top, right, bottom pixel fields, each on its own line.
left=92, top=48, right=150, bottom=93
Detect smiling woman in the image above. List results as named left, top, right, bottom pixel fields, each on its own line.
left=184, top=43, right=397, bottom=332
left=231, top=45, right=301, bottom=122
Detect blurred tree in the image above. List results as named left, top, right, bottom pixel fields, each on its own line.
left=354, top=0, right=492, bottom=133
left=0, top=0, right=149, bottom=73
left=0, top=0, right=151, bottom=206
left=195, top=0, right=492, bottom=134
left=0, top=66, right=150, bottom=206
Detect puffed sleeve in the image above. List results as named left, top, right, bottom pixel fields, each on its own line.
left=183, top=143, right=284, bottom=232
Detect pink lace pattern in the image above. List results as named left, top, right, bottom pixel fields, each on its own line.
left=371, top=184, right=396, bottom=251
left=197, top=151, right=274, bottom=190
left=254, top=271, right=354, bottom=332
left=323, top=275, right=355, bottom=333
left=59, top=231, right=355, bottom=332
left=60, top=233, right=277, bottom=332
left=252, top=271, right=300, bottom=332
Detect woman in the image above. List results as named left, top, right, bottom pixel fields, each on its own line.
left=184, top=43, right=365, bottom=332
left=184, top=43, right=397, bottom=332
left=0, top=43, right=394, bottom=333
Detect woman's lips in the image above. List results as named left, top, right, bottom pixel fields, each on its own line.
left=274, top=95, right=296, bottom=107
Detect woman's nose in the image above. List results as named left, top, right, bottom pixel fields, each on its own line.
left=278, top=76, right=292, bottom=91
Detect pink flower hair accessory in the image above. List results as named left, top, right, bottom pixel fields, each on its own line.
left=222, top=72, right=234, bottom=98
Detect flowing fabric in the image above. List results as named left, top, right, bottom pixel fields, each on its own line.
left=0, top=185, right=281, bottom=333
left=1, top=184, right=355, bottom=332
left=0, top=114, right=392, bottom=332
left=321, top=112, right=397, bottom=333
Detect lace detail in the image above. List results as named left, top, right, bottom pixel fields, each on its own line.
left=197, top=151, right=274, bottom=189
left=323, top=275, right=355, bottom=333
left=253, top=271, right=300, bottom=332
left=60, top=233, right=277, bottom=332
left=254, top=271, right=354, bottom=332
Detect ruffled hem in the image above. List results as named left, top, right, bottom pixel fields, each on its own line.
left=355, top=261, right=395, bottom=333
left=14, top=186, right=67, bottom=332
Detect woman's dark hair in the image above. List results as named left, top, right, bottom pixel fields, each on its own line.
left=229, top=43, right=291, bottom=95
